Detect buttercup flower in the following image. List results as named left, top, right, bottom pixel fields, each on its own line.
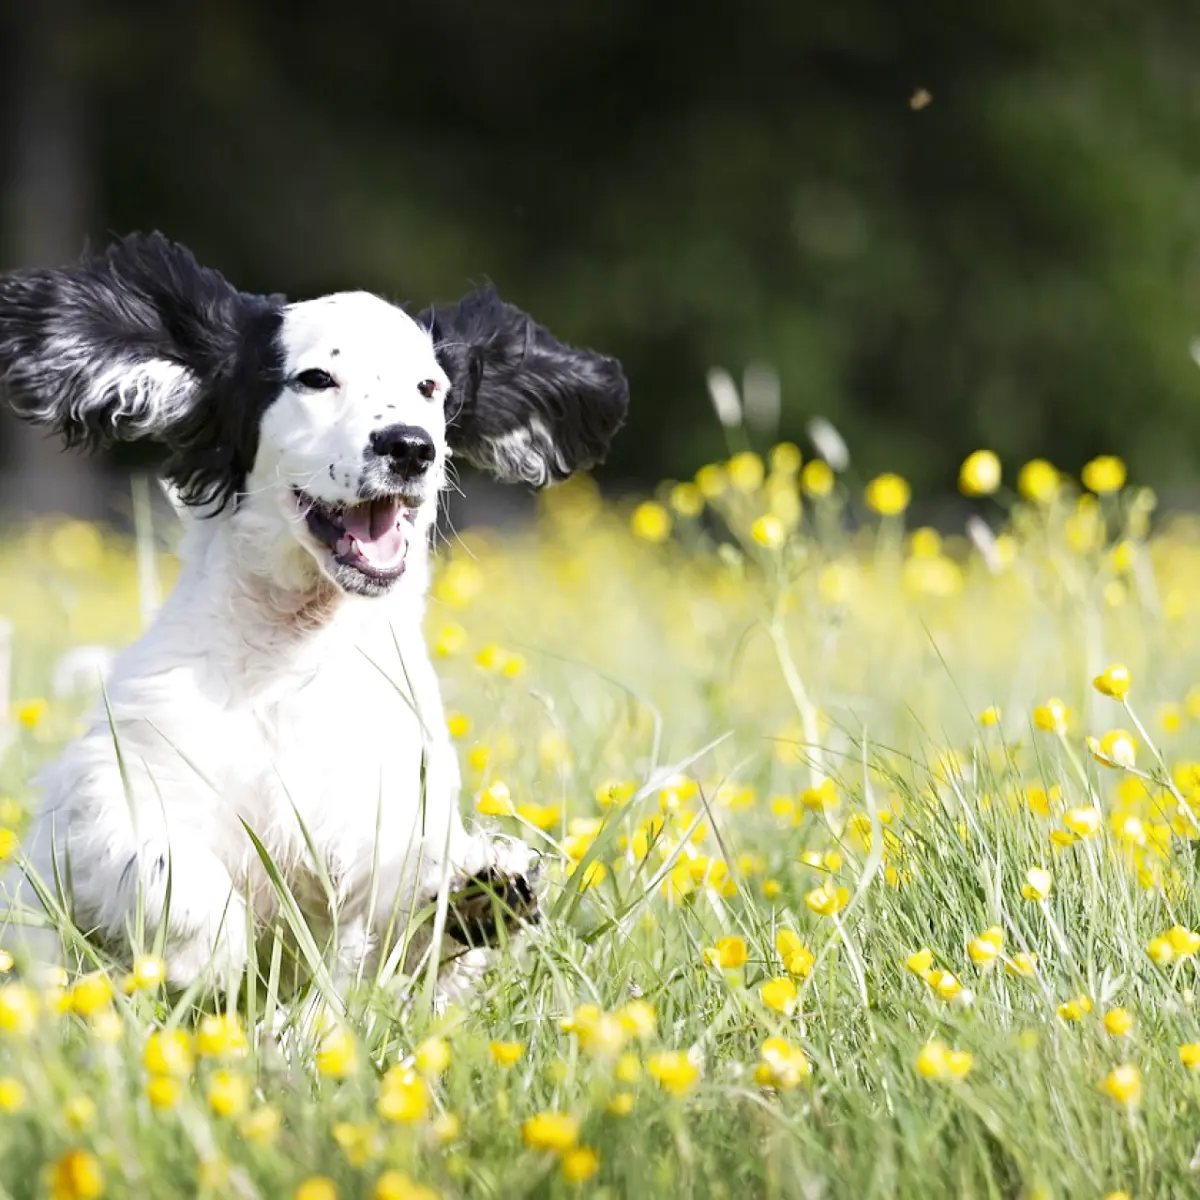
left=1021, top=866, right=1053, bottom=901
left=760, top=977, right=798, bottom=1016
left=865, top=473, right=911, bottom=517
left=521, top=1111, right=579, bottom=1152
left=959, top=450, right=1001, bottom=497
left=489, top=1041, right=525, bottom=1068
left=1082, top=456, right=1127, bottom=495
left=1100, top=1063, right=1142, bottom=1107
left=647, top=1051, right=699, bottom=1095
left=914, top=1039, right=972, bottom=1081
left=1093, top=664, right=1132, bottom=700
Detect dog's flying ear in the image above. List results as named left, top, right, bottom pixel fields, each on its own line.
left=0, top=232, right=285, bottom=510
left=420, top=289, right=629, bottom=486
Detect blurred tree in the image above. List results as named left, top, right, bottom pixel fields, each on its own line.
left=3, top=0, right=1200, bottom=514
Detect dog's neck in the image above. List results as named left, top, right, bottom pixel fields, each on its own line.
left=153, top=500, right=432, bottom=703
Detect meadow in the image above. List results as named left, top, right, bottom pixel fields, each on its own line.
left=1, top=427, right=1199, bottom=1198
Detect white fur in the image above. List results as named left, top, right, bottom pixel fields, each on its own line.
left=5, top=293, right=535, bottom=993
left=485, top=416, right=567, bottom=487
left=42, top=329, right=197, bottom=434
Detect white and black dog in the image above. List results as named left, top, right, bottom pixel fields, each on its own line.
left=0, top=233, right=628, bottom=995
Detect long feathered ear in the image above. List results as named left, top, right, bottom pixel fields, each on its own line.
left=0, top=232, right=285, bottom=511
left=420, top=289, right=629, bottom=486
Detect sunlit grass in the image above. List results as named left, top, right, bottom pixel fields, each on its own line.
left=2, top=434, right=1200, bottom=1197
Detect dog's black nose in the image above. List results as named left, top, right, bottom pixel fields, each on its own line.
left=370, top=424, right=435, bottom=478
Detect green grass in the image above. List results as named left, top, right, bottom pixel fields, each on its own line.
left=0, top=453, right=1199, bottom=1199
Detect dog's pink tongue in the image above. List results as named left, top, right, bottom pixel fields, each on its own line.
left=341, top=498, right=406, bottom=568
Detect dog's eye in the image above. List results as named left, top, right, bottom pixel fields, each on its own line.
left=293, top=368, right=338, bottom=391
left=417, top=379, right=439, bottom=399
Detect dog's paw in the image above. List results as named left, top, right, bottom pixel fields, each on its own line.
left=447, top=839, right=542, bottom=948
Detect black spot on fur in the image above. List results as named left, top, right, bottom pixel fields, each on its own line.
left=419, top=288, right=629, bottom=487
left=0, top=232, right=286, bottom=512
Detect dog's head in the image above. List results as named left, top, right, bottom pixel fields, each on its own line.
left=0, top=234, right=628, bottom=597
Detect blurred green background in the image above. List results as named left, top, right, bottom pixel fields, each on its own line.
left=2, top=0, right=1200, bottom=519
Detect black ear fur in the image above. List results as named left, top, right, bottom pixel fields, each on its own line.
left=420, top=289, right=629, bottom=486
left=0, top=232, right=285, bottom=511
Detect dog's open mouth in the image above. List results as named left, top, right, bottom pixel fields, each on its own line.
left=294, top=491, right=417, bottom=581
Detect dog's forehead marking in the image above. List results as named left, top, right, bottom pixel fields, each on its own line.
left=280, top=292, right=438, bottom=369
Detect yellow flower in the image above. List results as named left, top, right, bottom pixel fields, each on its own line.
left=521, top=1111, right=579, bottom=1152
left=0, top=828, right=18, bottom=861
left=1103, top=1008, right=1134, bottom=1037
left=415, top=1036, right=451, bottom=1077
left=0, top=1077, right=25, bottom=1112
left=801, top=459, right=835, bottom=498
left=64, top=1096, right=96, bottom=1130
left=668, top=482, right=704, bottom=517
left=0, top=983, right=37, bottom=1034
left=14, top=698, right=49, bottom=730
left=294, top=1177, right=339, bottom=1200
left=1082, top=455, right=1127, bottom=495
left=316, top=1026, right=358, bottom=1078
left=647, top=1050, right=700, bottom=1095
left=914, top=1039, right=972, bottom=1081
left=760, top=977, right=798, bottom=1016
left=728, top=451, right=765, bottom=493
left=333, top=1122, right=381, bottom=1167
left=905, top=948, right=934, bottom=975
left=776, top=930, right=815, bottom=977
left=630, top=501, right=672, bottom=544
left=446, top=712, right=471, bottom=740
left=1033, top=699, right=1069, bottom=734
left=489, top=1041, right=525, bottom=1068
left=1100, top=1063, right=1142, bottom=1107
left=616, top=1000, right=656, bottom=1040
left=805, top=879, right=850, bottom=916
left=208, top=1070, right=249, bottom=1118
left=238, top=1106, right=282, bottom=1145
left=68, top=973, right=113, bottom=1018
left=195, top=1013, right=246, bottom=1059
left=374, top=1172, right=439, bottom=1200
left=924, top=969, right=963, bottom=1001
left=50, top=1149, right=104, bottom=1200
left=1005, top=951, right=1038, bottom=978
left=770, top=442, right=802, bottom=474
left=750, top=514, right=786, bottom=550
left=378, top=1067, right=428, bottom=1124
left=1159, top=702, right=1184, bottom=735
left=475, top=781, right=515, bottom=817
left=703, top=935, right=748, bottom=969
left=800, top=779, right=838, bottom=811
left=561, top=1147, right=600, bottom=1184
left=865, top=473, right=911, bottom=517
left=1021, top=866, right=1053, bottom=901
left=967, top=926, right=1004, bottom=967
left=129, top=955, right=166, bottom=991
left=1088, top=729, right=1137, bottom=770
left=1063, top=806, right=1101, bottom=839
left=146, top=1075, right=181, bottom=1110
left=695, top=463, right=728, bottom=498
left=1147, top=936, right=1175, bottom=967
left=1180, top=1043, right=1200, bottom=1069
left=606, top=1092, right=635, bottom=1116
left=1093, top=664, right=1132, bottom=700
left=978, top=706, right=1002, bottom=727
left=1017, top=459, right=1060, bottom=504
left=754, top=1037, right=811, bottom=1089
left=959, top=450, right=1001, bottom=497
left=144, top=1029, right=193, bottom=1077
left=1167, top=925, right=1200, bottom=956
left=433, top=621, right=468, bottom=657
left=1057, top=996, right=1093, bottom=1022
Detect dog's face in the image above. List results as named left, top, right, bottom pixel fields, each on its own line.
left=258, top=294, right=451, bottom=596
left=0, top=234, right=630, bottom=599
